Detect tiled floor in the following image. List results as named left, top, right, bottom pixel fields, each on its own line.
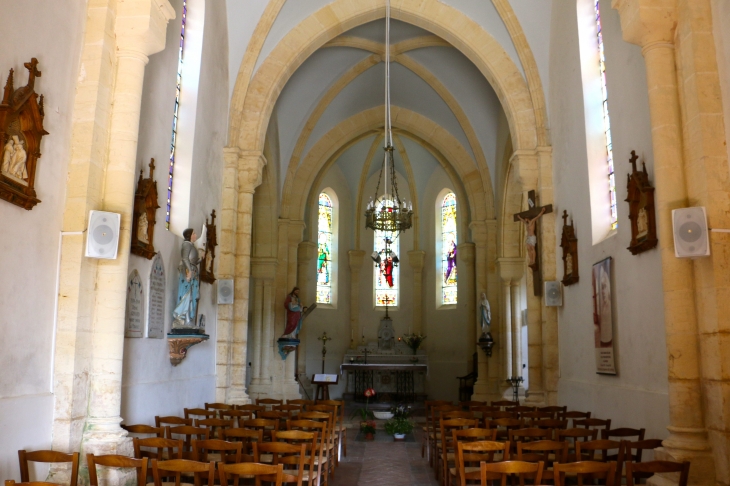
left=330, top=427, right=440, bottom=486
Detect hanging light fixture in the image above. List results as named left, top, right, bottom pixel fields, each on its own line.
left=365, top=0, right=413, bottom=239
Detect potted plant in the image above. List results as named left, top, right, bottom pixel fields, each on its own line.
left=403, top=333, right=426, bottom=355
left=351, top=388, right=377, bottom=440
left=384, top=403, right=414, bottom=440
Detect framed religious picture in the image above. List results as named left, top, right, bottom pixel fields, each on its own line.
left=560, top=210, right=579, bottom=286
left=0, top=58, right=48, bottom=210
left=625, top=151, right=658, bottom=255
left=131, top=159, right=160, bottom=259
left=199, top=209, right=217, bottom=284
left=592, top=257, right=616, bottom=375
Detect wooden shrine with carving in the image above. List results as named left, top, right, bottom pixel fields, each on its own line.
left=199, top=209, right=217, bottom=284
left=0, top=58, right=48, bottom=210
left=560, top=210, right=579, bottom=286
left=131, top=159, right=160, bottom=259
left=625, top=150, right=658, bottom=255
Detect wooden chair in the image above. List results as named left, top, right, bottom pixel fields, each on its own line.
left=575, top=418, right=612, bottom=434
left=155, top=416, right=193, bottom=428
left=459, top=400, right=486, bottom=410
left=122, top=424, right=165, bottom=438
left=521, top=411, right=553, bottom=422
left=601, top=428, right=645, bottom=461
left=491, top=400, right=519, bottom=410
left=306, top=405, right=339, bottom=465
left=619, top=439, right=663, bottom=464
left=183, top=408, right=216, bottom=420
left=556, top=428, right=598, bottom=461
left=297, top=412, right=335, bottom=481
left=505, top=406, right=536, bottom=414
left=18, top=450, right=79, bottom=486
left=133, top=437, right=183, bottom=461
left=256, top=398, right=284, bottom=410
left=485, top=411, right=518, bottom=421
left=516, top=440, right=568, bottom=483
left=273, top=430, right=321, bottom=486
left=204, top=402, right=232, bottom=413
left=423, top=402, right=456, bottom=462
left=481, top=461, right=544, bottom=486
left=219, top=410, right=253, bottom=428
left=554, top=461, right=617, bottom=486
left=5, top=481, right=57, bottom=486
left=508, top=428, right=552, bottom=451
left=286, top=420, right=330, bottom=485
left=218, top=462, right=284, bottom=486
left=530, top=419, right=568, bottom=431
left=222, top=428, right=262, bottom=464
left=560, top=411, right=592, bottom=425
left=626, top=460, right=690, bottom=486
left=447, top=430, right=498, bottom=486
left=274, top=404, right=303, bottom=414
left=438, top=417, right=479, bottom=485
left=191, top=439, right=241, bottom=464
left=194, top=418, right=234, bottom=440
left=254, top=442, right=307, bottom=486
left=430, top=405, right=464, bottom=461
left=87, top=454, right=147, bottom=486
left=236, top=404, right=266, bottom=416
left=538, top=405, right=567, bottom=418
left=286, top=399, right=314, bottom=408
left=243, top=418, right=280, bottom=443
left=576, top=440, right=623, bottom=484
left=492, top=418, right=524, bottom=441
left=166, top=426, right=210, bottom=460
left=455, top=440, right=509, bottom=486
left=317, top=399, right=347, bottom=459
left=151, top=459, right=215, bottom=486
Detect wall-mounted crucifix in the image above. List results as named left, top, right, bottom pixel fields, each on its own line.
left=513, top=190, right=552, bottom=296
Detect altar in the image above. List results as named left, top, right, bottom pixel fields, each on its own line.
left=341, top=349, right=428, bottom=402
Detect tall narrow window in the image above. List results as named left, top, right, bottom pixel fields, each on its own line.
left=166, top=0, right=187, bottom=229
left=441, top=192, right=458, bottom=305
left=374, top=199, right=399, bottom=307
left=594, top=0, right=617, bottom=230
left=316, top=193, right=333, bottom=304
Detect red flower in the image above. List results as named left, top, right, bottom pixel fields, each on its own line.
left=364, top=388, right=376, bottom=398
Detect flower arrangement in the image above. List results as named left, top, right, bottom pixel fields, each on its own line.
left=384, top=402, right=414, bottom=437
left=360, top=420, right=377, bottom=435
left=403, top=333, right=426, bottom=354
left=352, top=388, right=377, bottom=438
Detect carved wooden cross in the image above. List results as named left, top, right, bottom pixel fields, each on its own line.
left=513, top=190, right=553, bottom=296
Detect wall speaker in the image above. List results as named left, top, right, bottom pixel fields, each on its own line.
left=672, top=207, right=710, bottom=258
left=217, top=279, right=234, bottom=304
left=85, top=210, right=121, bottom=259
left=544, top=281, right=563, bottom=307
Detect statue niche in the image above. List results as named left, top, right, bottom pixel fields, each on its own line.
left=131, top=159, right=160, bottom=259
left=0, top=58, right=48, bottom=210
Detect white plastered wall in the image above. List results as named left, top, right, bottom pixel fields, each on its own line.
left=549, top=0, right=669, bottom=440
left=122, top=0, right=229, bottom=423
left=0, top=0, right=86, bottom=479
left=711, top=0, right=730, bottom=173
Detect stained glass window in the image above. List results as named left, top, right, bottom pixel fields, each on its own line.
left=441, top=193, right=458, bottom=305
left=316, top=193, right=333, bottom=304
left=374, top=200, right=399, bottom=307
left=166, top=0, right=187, bottom=229
left=594, top=0, right=618, bottom=230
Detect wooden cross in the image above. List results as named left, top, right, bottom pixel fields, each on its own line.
left=513, top=190, right=553, bottom=296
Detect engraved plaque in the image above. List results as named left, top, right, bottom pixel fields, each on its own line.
left=147, top=253, right=165, bottom=338
left=125, top=269, right=144, bottom=338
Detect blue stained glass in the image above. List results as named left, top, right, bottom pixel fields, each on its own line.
left=316, top=193, right=333, bottom=304
left=166, top=0, right=187, bottom=229
left=441, top=193, right=458, bottom=305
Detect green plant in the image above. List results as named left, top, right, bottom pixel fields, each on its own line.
left=403, top=333, right=426, bottom=354
left=384, top=416, right=414, bottom=435
left=350, top=387, right=376, bottom=422
left=360, top=420, right=377, bottom=435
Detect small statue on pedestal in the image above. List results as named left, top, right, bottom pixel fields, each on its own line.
left=171, top=226, right=206, bottom=333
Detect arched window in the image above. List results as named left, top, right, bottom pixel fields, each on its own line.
left=316, top=193, right=334, bottom=304
left=577, top=0, right=618, bottom=242
left=374, top=199, right=399, bottom=308
left=440, top=192, right=458, bottom=305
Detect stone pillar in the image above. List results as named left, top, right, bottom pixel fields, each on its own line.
left=525, top=266, right=545, bottom=406
left=296, top=241, right=317, bottom=376
left=498, top=258, right=524, bottom=396
left=458, top=243, right=477, bottom=352
left=261, top=279, right=275, bottom=385
left=249, top=257, right=277, bottom=397
left=472, top=220, right=498, bottom=401
left=408, top=250, right=426, bottom=334
left=612, top=1, right=717, bottom=481
left=510, top=281, right=522, bottom=377
left=348, top=250, right=366, bottom=345
left=81, top=0, right=174, bottom=460
left=501, top=277, right=512, bottom=382
left=227, top=153, right=266, bottom=404
left=283, top=222, right=305, bottom=397
left=249, top=279, right=264, bottom=387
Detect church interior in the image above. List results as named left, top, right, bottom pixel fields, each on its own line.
left=1, top=0, right=729, bottom=484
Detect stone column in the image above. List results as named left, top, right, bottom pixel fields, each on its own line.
left=612, top=1, right=716, bottom=481
left=501, top=277, right=512, bottom=382
left=261, top=279, right=275, bottom=386
left=472, top=220, right=498, bottom=400
left=249, top=279, right=264, bottom=387
left=296, top=241, right=317, bottom=376
left=283, top=222, right=305, bottom=396
left=348, top=250, right=366, bottom=345
left=524, top=266, right=545, bottom=406
left=82, top=0, right=174, bottom=459
left=228, top=153, right=266, bottom=404
left=408, top=250, right=426, bottom=334
left=249, top=257, right=277, bottom=397
left=458, top=243, right=477, bottom=352
left=510, top=281, right=522, bottom=377
left=498, top=258, right=524, bottom=396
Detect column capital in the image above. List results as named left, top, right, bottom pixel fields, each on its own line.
left=287, top=220, right=306, bottom=244
left=509, top=150, right=539, bottom=191
left=116, top=0, right=175, bottom=58
left=298, top=241, right=317, bottom=263
left=497, top=257, right=524, bottom=282
left=348, top=250, right=366, bottom=271
left=457, top=243, right=476, bottom=264
left=223, top=146, right=241, bottom=168
left=469, top=220, right=490, bottom=245
left=407, top=250, right=426, bottom=270
left=251, top=257, right=278, bottom=280
left=238, top=153, right=266, bottom=194
left=611, top=0, right=677, bottom=47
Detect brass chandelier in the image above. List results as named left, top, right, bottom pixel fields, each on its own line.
left=364, top=0, right=413, bottom=236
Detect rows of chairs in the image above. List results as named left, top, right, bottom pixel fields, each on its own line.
left=8, top=398, right=346, bottom=486
left=421, top=400, right=691, bottom=486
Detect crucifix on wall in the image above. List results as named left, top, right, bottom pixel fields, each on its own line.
left=513, top=190, right=552, bottom=296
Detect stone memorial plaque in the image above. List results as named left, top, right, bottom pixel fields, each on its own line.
left=125, top=269, right=144, bottom=338
left=147, top=253, right=165, bottom=338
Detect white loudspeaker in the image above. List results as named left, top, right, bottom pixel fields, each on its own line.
left=85, top=210, right=121, bottom=259
left=217, top=279, right=234, bottom=304
left=672, top=207, right=710, bottom=258
left=544, top=281, right=563, bottom=307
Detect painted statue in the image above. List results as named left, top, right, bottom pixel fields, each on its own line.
left=517, top=207, right=546, bottom=266
left=445, top=239, right=457, bottom=282
left=172, top=228, right=201, bottom=329
left=1, top=135, right=28, bottom=181
left=480, top=292, right=491, bottom=335
left=383, top=256, right=394, bottom=288
left=281, top=287, right=307, bottom=339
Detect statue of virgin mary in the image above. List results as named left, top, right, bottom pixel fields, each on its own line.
left=172, top=226, right=206, bottom=331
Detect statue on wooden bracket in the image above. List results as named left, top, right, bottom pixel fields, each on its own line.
left=514, top=190, right=552, bottom=296
left=561, top=210, right=579, bottom=286
left=131, top=159, right=160, bottom=259
left=0, top=58, right=48, bottom=210
left=625, top=150, right=658, bottom=255
left=171, top=227, right=206, bottom=334
left=199, top=209, right=217, bottom=284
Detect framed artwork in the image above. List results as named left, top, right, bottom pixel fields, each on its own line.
left=625, top=151, right=657, bottom=255
left=592, top=257, right=616, bottom=374
left=131, top=159, right=159, bottom=259
left=0, top=58, right=48, bottom=210
left=560, top=210, right=579, bottom=286
left=199, top=209, right=217, bottom=284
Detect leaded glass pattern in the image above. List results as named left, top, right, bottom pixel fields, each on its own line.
left=441, top=192, right=458, bottom=305
left=316, top=193, right=333, bottom=304
left=166, top=0, right=187, bottom=229
left=374, top=200, right=398, bottom=307
left=594, top=0, right=618, bottom=230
